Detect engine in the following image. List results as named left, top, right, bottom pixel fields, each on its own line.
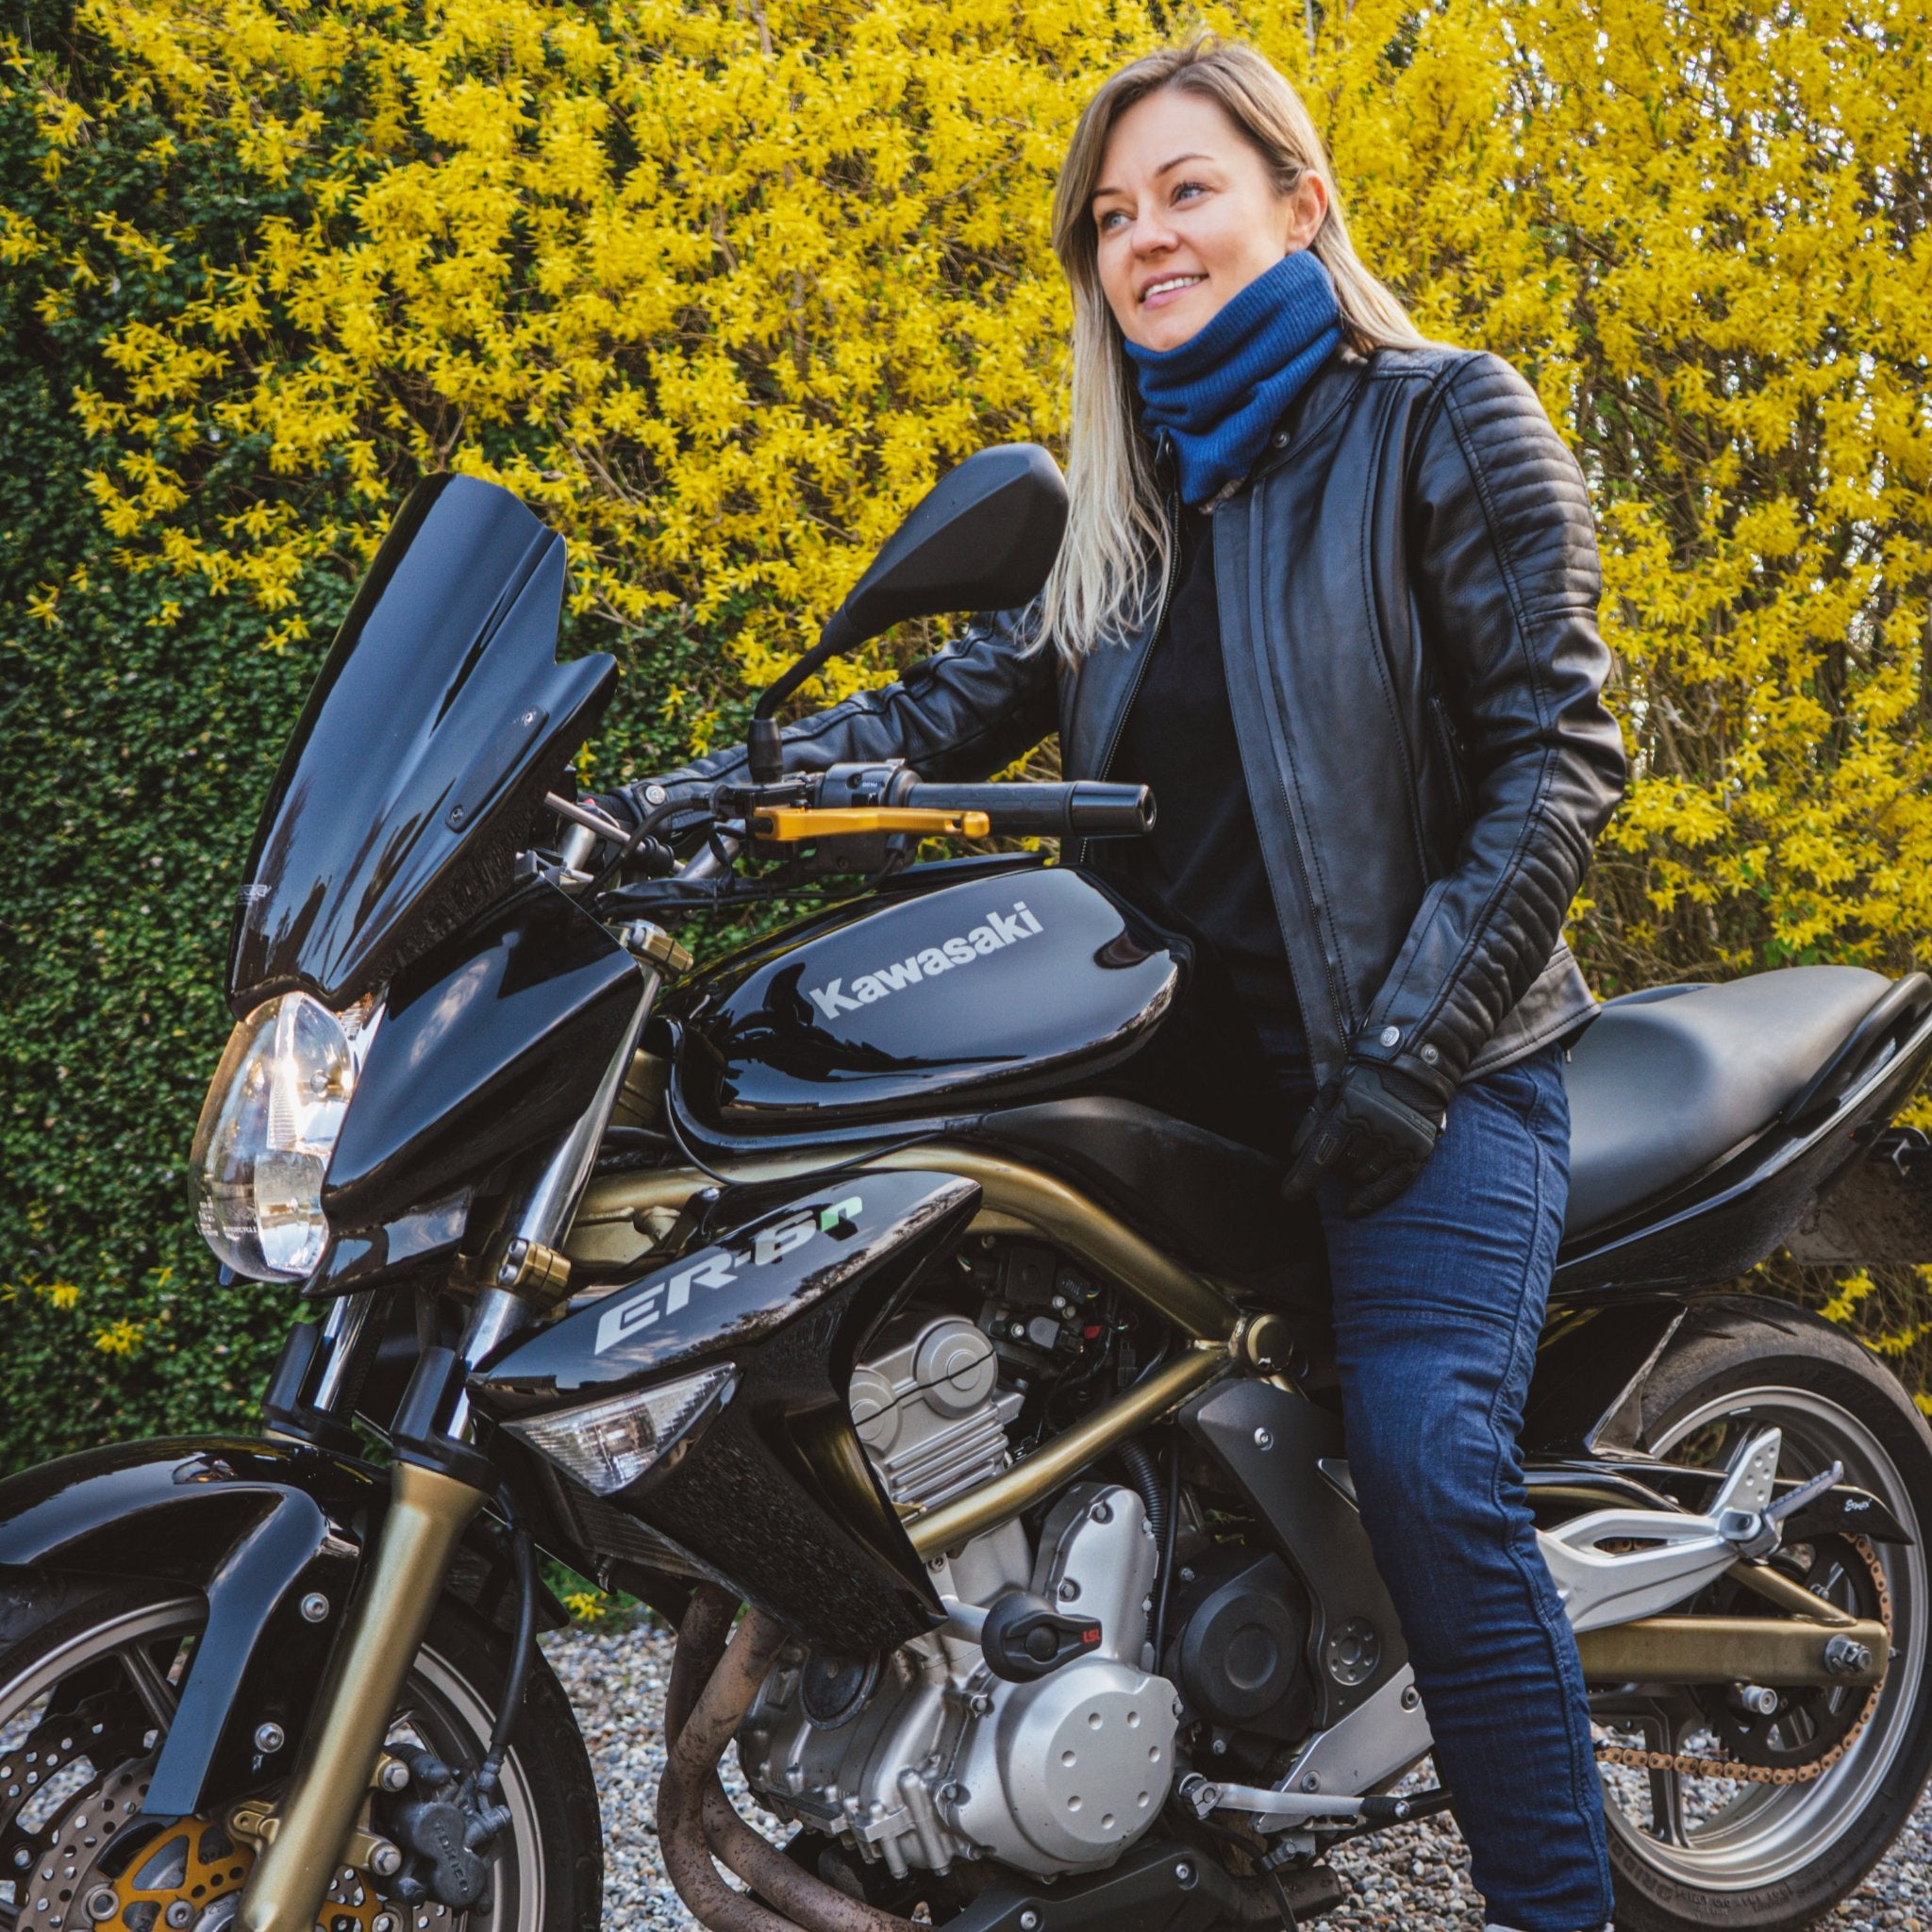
left=738, top=1304, right=1181, bottom=1879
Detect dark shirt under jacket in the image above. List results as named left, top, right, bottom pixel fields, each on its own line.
left=1094, top=503, right=1313, bottom=1098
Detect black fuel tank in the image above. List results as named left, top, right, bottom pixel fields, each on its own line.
left=673, top=863, right=1182, bottom=1133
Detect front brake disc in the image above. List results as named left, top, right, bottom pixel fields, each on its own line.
left=15, top=1757, right=387, bottom=1932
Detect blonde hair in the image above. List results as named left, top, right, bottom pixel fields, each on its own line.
left=1035, top=35, right=1427, bottom=665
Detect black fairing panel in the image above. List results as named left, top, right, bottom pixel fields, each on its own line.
left=324, top=880, right=640, bottom=1228
left=227, top=475, right=617, bottom=1014
left=475, top=1170, right=982, bottom=1650
left=672, top=861, right=1205, bottom=1128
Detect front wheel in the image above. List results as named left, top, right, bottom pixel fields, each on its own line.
left=1593, top=1305, right=1932, bottom=1932
left=0, top=1580, right=601, bottom=1932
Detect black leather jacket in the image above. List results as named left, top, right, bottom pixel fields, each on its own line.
left=643, top=341, right=1627, bottom=1102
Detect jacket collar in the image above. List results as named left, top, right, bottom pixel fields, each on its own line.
left=1244, top=345, right=1374, bottom=487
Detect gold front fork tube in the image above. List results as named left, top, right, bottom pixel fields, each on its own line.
left=238, top=1459, right=487, bottom=1932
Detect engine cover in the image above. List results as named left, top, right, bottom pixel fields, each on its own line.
left=950, top=1656, right=1174, bottom=1869
left=948, top=1485, right=1174, bottom=1870
left=740, top=1482, right=1179, bottom=1879
left=1166, top=1548, right=1314, bottom=1741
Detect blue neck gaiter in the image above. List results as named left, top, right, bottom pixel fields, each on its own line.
left=1123, top=249, right=1342, bottom=506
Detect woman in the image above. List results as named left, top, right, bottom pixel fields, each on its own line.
left=612, top=35, right=1626, bottom=1932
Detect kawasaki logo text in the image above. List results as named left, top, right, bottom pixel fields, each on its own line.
left=807, top=901, right=1042, bottom=1022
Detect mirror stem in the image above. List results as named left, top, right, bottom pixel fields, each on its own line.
left=747, top=606, right=859, bottom=784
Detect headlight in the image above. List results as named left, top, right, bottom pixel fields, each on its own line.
left=505, top=1364, right=738, bottom=1495
left=191, top=991, right=382, bottom=1281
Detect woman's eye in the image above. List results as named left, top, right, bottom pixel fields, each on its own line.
left=1096, top=208, right=1125, bottom=233
left=1174, top=180, right=1206, bottom=204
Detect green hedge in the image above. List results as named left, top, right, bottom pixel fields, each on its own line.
left=0, top=9, right=718, bottom=1470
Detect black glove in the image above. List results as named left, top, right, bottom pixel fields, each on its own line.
left=1279, top=1058, right=1450, bottom=1219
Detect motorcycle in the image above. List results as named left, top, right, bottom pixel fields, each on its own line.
left=4, top=443, right=1932, bottom=1932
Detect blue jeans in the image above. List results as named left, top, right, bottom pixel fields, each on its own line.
left=1312, top=1041, right=1614, bottom=1931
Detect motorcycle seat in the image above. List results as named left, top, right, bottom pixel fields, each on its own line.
left=966, top=966, right=1900, bottom=1295
left=1561, top=964, right=1895, bottom=1234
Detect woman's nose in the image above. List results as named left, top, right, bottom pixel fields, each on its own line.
left=1129, top=210, right=1179, bottom=256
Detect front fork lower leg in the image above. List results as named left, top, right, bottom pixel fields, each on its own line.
left=237, top=1458, right=487, bottom=1932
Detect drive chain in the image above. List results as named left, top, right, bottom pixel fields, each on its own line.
left=1591, top=1537, right=1890, bottom=1789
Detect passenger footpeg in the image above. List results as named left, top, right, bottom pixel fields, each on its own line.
left=1719, top=1456, right=1845, bottom=1560
left=1540, top=1427, right=1829, bottom=1632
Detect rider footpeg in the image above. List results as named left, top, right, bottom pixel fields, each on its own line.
left=978, top=1589, right=1103, bottom=1683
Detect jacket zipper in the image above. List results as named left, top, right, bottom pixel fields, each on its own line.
left=1095, top=483, right=1182, bottom=789
left=1070, top=486, right=1179, bottom=874
left=1427, top=691, right=1474, bottom=824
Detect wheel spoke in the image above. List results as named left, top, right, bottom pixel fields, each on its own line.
left=1646, top=1762, right=1689, bottom=1847
left=1634, top=1699, right=1693, bottom=1848
left=116, top=1641, right=178, bottom=1732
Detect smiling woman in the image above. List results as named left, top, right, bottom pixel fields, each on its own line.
left=1035, top=41, right=1426, bottom=665
left=1088, top=89, right=1327, bottom=352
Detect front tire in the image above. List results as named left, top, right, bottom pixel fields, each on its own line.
left=1595, top=1301, right=1932, bottom=1932
left=0, top=1579, right=601, bottom=1932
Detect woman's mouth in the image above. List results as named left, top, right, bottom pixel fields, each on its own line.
left=1141, top=274, right=1206, bottom=308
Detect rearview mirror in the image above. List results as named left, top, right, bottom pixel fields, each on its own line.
left=835, top=442, right=1068, bottom=653
left=748, top=444, right=1068, bottom=782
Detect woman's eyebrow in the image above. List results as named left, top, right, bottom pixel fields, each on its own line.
left=1090, top=153, right=1216, bottom=206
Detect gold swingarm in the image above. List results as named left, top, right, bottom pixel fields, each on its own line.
left=1575, top=1613, right=1888, bottom=1687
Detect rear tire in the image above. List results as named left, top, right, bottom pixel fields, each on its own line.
left=0, top=1576, right=601, bottom=1932
left=1596, top=1301, right=1932, bottom=1932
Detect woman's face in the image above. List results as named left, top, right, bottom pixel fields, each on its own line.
left=1091, top=87, right=1328, bottom=354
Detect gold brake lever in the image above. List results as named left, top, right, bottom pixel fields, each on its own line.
left=751, top=807, right=991, bottom=841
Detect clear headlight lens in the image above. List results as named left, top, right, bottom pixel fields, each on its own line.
left=191, top=991, right=382, bottom=1281
left=506, top=1364, right=738, bottom=1496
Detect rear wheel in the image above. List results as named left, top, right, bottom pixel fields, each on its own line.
left=1593, top=1308, right=1932, bottom=1932
left=0, top=1581, right=600, bottom=1932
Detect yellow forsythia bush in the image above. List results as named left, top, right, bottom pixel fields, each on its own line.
left=9, top=3, right=1932, bottom=1290
left=9, top=0, right=1930, bottom=993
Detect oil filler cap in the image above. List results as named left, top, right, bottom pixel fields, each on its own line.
left=978, top=1589, right=1103, bottom=1683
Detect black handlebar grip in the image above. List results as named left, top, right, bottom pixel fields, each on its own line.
left=904, top=781, right=1155, bottom=838
left=1064, top=781, right=1157, bottom=836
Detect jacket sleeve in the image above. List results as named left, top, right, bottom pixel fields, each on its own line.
left=1356, top=351, right=1627, bottom=1096
left=627, top=603, right=1058, bottom=804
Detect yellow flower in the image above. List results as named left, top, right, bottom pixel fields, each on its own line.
left=92, top=1319, right=143, bottom=1357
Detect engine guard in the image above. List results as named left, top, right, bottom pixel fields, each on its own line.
left=0, top=1435, right=555, bottom=1824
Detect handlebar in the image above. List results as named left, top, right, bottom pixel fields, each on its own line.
left=900, top=781, right=1155, bottom=839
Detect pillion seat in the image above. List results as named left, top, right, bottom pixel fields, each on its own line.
left=1560, top=965, right=1896, bottom=1232
left=964, top=966, right=1903, bottom=1297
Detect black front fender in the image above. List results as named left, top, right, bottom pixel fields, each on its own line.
left=0, top=1436, right=551, bottom=1820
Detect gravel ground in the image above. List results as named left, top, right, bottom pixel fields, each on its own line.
left=542, top=1617, right=1932, bottom=1931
